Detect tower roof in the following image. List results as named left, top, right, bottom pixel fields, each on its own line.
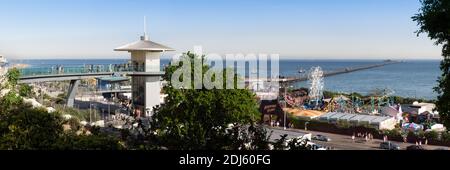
left=114, top=37, right=175, bottom=52
left=115, top=17, right=175, bottom=52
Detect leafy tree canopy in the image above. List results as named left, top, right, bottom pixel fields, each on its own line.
left=413, top=0, right=450, bottom=128
left=151, top=52, right=265, bottom=150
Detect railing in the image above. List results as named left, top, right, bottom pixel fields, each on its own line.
left=18, top=64, right=147, bottom=77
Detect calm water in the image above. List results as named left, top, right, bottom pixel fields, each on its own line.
left=9, top=59, right=441, bottom=100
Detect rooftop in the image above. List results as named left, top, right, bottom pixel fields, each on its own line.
left=114, top=36, right=175, bottom=52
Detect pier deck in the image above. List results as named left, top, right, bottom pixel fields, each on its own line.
left=283, top=61, right=401, bottom=83
left=245, top=61, right=401, bottom=84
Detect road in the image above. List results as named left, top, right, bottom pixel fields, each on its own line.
left=268, top=127, right=450, bottom=150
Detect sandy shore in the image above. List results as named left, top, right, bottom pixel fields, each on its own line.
left=9, top=63, right=30, bottom=68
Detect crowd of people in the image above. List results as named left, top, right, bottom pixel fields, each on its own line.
left=49, top=63, right=146, bottom=75
left=352, top=132, right=375, bottom=142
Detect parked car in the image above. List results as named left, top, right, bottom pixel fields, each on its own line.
left=312, top=135, right=331, bottom=142
left=307, top=142, right=328, bottom=150
left=406, top=145, right=426, bottom=150
left=380, top=142, right=401, bottom=150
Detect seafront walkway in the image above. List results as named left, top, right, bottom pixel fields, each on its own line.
left=18, top=64, right=145, bottom=77
left=16, top=63, right=149, bottom=108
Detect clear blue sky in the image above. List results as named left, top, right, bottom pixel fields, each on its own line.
left=0, top=0, right=442, bottom=59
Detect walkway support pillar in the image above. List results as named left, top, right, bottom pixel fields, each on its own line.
left=66, top=79, right=81, bottom=108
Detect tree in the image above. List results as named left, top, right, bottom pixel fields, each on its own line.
left=0, top=106, right=64, bottom=149
left=413, top=0, right=450, bottom=128
left=150, top=52, right=264, bottom=150
left=0, top=69, right=123, bottom=150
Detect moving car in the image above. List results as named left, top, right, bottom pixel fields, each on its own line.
left=406, top=145, right=426, bottom=150
left=380, top=142, right=401, bottom=150
left=312, top=134, right=331, bottom=142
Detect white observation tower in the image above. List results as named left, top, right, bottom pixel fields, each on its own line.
left=114, top=17, right=174, bottom=118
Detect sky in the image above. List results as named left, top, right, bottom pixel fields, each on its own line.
left=0, top=0, right=443, bottom=60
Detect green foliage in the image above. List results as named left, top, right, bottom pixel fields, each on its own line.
left=0, top=68, right=125, bottom=150
left=55, top=133, right=123, bottom=150
left=0, top=106, right=64, bottom=150
left=151, top=52, right=265, bottom=150
left=336, top=120, right=351, bottom=129
left=56, top=106, right=100, bottom=122
left=442, top=131, right=450, bottom=142
left=417, top=130, right=426, bottom=139
left=5, top=68, right=20, bottom=88
left=413, top=0, right=450, bottom=129
left=0, top=92, right=23, bottom=115
left=66, top=117, right=82, bottom=131
left=424, top=130, right=439, bottom=140
left=18, top=84, right=33, bottom=98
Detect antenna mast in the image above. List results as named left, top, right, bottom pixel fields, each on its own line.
left=144, top=16, right=149, bottom=40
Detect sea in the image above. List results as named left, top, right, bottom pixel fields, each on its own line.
left=8, top=59, right=441, bottom=100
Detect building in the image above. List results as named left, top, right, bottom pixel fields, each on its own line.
left=318, top=112, right=397, bottom=130
left=96, top=76, right=131, bottom=99
left=96, top=77, right=130, bottom=91
left=402, top=102, right=437, bottom=115
left=114, top=18, right=174, bottom=117
left=402, top=102, right=439, bottom=123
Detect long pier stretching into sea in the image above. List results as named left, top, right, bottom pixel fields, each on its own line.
left=282, top=60, right=401, bottom=84
left=245, top=60, right=402, bottom=84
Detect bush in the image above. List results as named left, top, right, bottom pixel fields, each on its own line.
left=424, top=131, right=439, bottom=140
left=56, top=106, right=101, bottom=122
left=66, top=117, right=81, bottom=131
left=18, top=84, right=33, bottom=98
left=442, top=132, right=450, bottom=142
left=382, top=128, right=402, bottom=138
left=336, top=120, right=351, bottom=129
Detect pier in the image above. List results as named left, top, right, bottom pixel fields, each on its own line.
left=280, top=60, right=401, bottom=84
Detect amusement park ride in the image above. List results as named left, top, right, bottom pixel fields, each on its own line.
left=261, top=66, right=399, bottom=127
left=279, top=66, right=398, bottom=114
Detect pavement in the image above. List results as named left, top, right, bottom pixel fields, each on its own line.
left=268, top=126, right=450, bottom=150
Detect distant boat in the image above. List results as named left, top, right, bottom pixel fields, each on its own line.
left=298, top=67, right=306, bottom=73
left=383, top=59, right=393, bottom=62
